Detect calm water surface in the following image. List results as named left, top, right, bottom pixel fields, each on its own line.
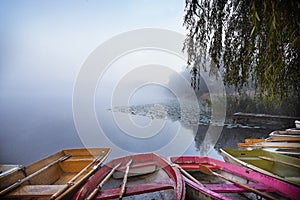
left=0, top=96, right=273, bottom=166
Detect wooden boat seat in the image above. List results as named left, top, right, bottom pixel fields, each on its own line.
left=204, top=183, right=275, bottom=193
left=113, top=161, right=157, bottom=179
left=59, top=156, right=95, bottom=173
left=5, top=185, right=66, bottom=198
left=95, top=180, right=174, bottom=199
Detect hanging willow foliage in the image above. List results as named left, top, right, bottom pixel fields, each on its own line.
left=184, top=0, right=300, bottom=102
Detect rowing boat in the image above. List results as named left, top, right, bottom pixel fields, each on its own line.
left=72, top=153, right=185, bottom=200
left=170, top=156, right=300, bottom=200
left=237, top=136, right=300, bottom=155
left=0, top=148, right=111, bottom=199
left=221, top=148, right=300, bottom=186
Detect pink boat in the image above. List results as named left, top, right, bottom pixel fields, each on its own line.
left=170, top=156, right=300, bottom=200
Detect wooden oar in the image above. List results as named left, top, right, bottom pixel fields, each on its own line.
left=199, top=165, right=278, bottom=200
left=258, top=156, right=300, bottom=169
left=174, top=164, right=204, bottom=187
left=51, top=155, right=104, bottom=199
left=0, top=156, right=70, bottom=196
left=85, top=162, right=122, bottom=200
left=119, top=159, right=133, bottom=199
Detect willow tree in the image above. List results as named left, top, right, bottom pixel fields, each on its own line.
left=184, top=0, right=300, bottom=102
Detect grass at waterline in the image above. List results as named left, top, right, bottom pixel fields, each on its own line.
left=110, top=93, right=299, bottom=129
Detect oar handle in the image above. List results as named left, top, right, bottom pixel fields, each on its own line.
left=86, top=162, right=122, bottom=200
left=119, top=159, right=133, bottom=199
left=50, top=184, right=70, bottom=200
left=174, top=164, right=204, bottom=187
left=86, top=186, right=100, bottom=200
left=51, top=155, right=104, bottom=199
left=0, top=156, right=70, bottom=196
left=69, top=155, right=103, bottom=183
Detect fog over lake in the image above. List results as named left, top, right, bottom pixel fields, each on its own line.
left=0, top=1, right=274, bottom=166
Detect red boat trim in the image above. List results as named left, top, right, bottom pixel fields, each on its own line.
left=204, top=183, right=275, bottom=193
left=170, top=156, right=221, bottom=170
left=94, top=180, right=174, bottom=199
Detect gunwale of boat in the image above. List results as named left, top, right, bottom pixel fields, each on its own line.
left=72, top=153, right=185, bottom=200
left=270, top=130, right=300, bottom=136
left=0, top=148, right=111, bottom=199
left=264, top=147, right=300, bottom=155
left=0, top=165, right=23, bottom=178
left=170, top=156, right=300, bottom=200
left=220, top=148, right=300, bottom=186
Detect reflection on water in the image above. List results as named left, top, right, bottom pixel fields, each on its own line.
left=0, top=97, right=274, bottom=166
left=111, top=99, right=274, bottom=160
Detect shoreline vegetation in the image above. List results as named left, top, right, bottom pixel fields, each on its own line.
left=111, top=93, right=299, bottom=129
left=111, top=93, right=299, bottom=153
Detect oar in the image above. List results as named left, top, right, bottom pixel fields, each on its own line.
left=50, top=155, right=104, bottom=199
left=174, top=164, right=204, bottom=186
left=258, top=156, right=300, bottom=169
left=86, top=162, right=122, bottom=200
left=119, top=159, right=133, bottom=199
left=199, top=165, right=278, bottom=200
left=0, top=156, right=70, bottom=196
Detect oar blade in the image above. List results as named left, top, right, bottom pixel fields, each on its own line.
left=199, top=164, right=214, bottom=175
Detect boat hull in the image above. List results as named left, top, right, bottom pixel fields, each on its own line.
left=0, top=148, right=111, bottom=199
left=73, top=153, right=185, bottom=200
left=220, top=148, right=300, bottom=186
left=171, top=156, right=300, bottom=200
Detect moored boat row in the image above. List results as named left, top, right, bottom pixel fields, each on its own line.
left=1, top=147, right=299, bottom=199
left=236, top=124, right=300, bottom=156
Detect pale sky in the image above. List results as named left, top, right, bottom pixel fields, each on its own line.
left=0, top=0, right=188, bottom=164
left=0, top=0, right=185, bottom=96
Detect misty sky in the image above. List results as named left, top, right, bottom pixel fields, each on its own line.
left=0, top=1, right=187, bottom=164
left=0, top=0, right=185, bottom=96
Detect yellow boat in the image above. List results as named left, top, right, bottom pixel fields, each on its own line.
left=0, top=148, right=111, bottom=199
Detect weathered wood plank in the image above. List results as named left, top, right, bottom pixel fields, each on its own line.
left=238, top=142, right=300, bottom=149
left=6, top=185, right=66, bottom=198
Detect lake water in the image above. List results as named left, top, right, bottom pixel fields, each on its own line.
left=0, top=94, right=274, bottom=166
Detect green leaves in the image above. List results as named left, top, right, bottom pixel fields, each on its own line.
left=183, top=0, right=300, bottom=102
left=255, top=11, right=260, bottom=21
